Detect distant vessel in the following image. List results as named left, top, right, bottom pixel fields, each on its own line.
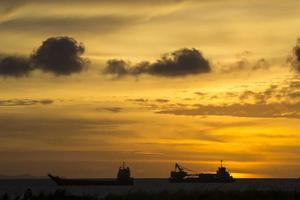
left=48, top=162, right=134, bottom=186
left=169, top=160, right=235, bottom=183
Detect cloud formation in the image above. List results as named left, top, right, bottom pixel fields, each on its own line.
left=104, top=48, right=211, bottom=77
left=0, top=36, right=87, bottom=77
left=0, top=55, right=32, bottom=77
left=31, top=36, right=87, bottom=75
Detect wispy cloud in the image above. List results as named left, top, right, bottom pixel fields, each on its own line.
left=0, top=99, right=53, bottom=106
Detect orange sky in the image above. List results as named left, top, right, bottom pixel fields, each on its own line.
left=0, top=0, right=299, bottom=178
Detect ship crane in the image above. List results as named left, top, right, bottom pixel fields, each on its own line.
left=174, top=163, right=196, bottom=173
left=171, top=163, right=199, bottom=179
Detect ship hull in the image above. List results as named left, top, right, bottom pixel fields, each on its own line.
left=48, top=175, right=134, bottom=186
left=169, top=178, right=235, bottom=183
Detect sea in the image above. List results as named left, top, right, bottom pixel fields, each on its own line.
left=0, top=179, right=299, bottom=198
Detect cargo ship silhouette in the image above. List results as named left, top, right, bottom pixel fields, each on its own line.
left=48, top=162, right=134, bottom=186
left=169, top=160, right=235, bottom=183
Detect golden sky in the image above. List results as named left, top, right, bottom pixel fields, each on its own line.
left=0, top=0, right=300, bottom=178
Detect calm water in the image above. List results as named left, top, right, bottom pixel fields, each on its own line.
left=0, top=179, right=299, bottom=197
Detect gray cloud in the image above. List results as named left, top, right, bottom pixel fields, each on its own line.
left=0, top=55, right=32, bottom=77
left=193, top=83, right=295, bottom=104
left=294, top=39, right=300, bottom=71
left=252, top=58, right=270, bottom=70
left=219, top=57, right=270, bottom=73
left=104, top=48, right=211, bottom=77
left=31, top=36, right=88, bottom=75
left=0, top=36, right=88, bottom=77
left=287, top=38, right=300, bottom=72
left=103, top=59, right=129, bottom=78
left=239, top=85, right=278, bottom=104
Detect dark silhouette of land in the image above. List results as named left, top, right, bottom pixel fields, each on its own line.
left=0, top=189, right=299, bottom=200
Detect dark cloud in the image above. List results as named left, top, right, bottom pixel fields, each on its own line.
left=103, top=59, right=129, bottom=77
left=104, top=48, right=211, bottom=77
left=288, top=38, right=300, bottom=72
left=294, top=39, right=300, bottom=71
left=296, top=48, right=300, bottom=63
left=31, top=36, right=87, bottom=75
left=0, top=99, right=53, bottom=106
left=144, top=48, right=211, bottom=76
left=0, top=36, right=87, bottom=78
left=0, top=55, right=32, bottom=77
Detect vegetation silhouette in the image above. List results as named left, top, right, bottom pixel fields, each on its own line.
left=0, top=189, right=299, bottom=200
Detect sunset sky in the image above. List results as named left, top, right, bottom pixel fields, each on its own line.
left=0, top=0, right=300, bottom=178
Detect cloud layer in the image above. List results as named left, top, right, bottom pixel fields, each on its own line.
left=104, top=48, right=211, bottom=77
left=145, top=79, right=300, bottom=119
left=157, top=103, right=300, bottom=118
left=0, top=99, right=53, bottom=106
